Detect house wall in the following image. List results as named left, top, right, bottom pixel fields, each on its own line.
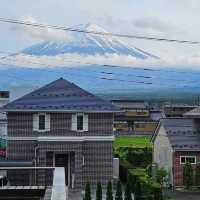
left=173, top=151, right=200, bottom=187
left=153, top=125, right=173, bottom=185
left=7, top=112, right=114, bottom=189
left=7, top=112, right=113, bottom=137
left=83, top=141, right=113, bottom=187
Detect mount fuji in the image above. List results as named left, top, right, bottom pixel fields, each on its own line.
left=1, top=23, right=200, bottom=103
left=20, top=23, right=159, bottom=59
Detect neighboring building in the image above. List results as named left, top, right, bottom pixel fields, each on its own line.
left=0, top=91, right=9, bottom=159
left=3, top=78, right=120, bottom=189
left=0, top=91, right=9, bottom=108
left=112, top=100, right=157, bottom=135
left=152, top=118, right=200, bottom=187
left=164, top=104, right=197, bottom=117
left=184, top=106, right=200, bottom=118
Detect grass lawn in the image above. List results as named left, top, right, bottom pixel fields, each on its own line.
left=114, top=136, right=152, bottom=148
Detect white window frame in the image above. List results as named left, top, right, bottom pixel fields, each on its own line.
left=33, top=113, right=51, bottom=132
left=71, top=113, right=88, bottom=132
left=180, top=156, right=196, bottom=165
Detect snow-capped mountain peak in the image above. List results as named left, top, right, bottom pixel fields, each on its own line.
left=21, top=23, right=159, bottom=59
left=72, top=23, right=108, bottom=33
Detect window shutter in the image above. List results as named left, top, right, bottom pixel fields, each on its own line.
left=45, top=114, right=51, bottom=131
left=71, top=114, right=77, bottom=131
left=83, top=114, right=88, bottom=132
left=33, top=114, right=39, bottom=131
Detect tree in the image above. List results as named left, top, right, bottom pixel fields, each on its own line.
left=156, top=168, right=168, bottom=186
left=115, top=181, right=123, bottom=200
left=96, top=182, right=102, bottom=200
left=124, top=182, right=132, bottom=200
left=195, top=163, right=200, bottom=186
left=183, top=162, right=193, bottom=189
left=134, top=179, right=142, bottom=200
left=106, top=181, right=113, bottom=200
left=83, top=182, right=91, bottom=200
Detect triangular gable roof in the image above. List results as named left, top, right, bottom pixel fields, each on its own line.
left=152, top=118, right=200, bottom=151
left=184, top=107, right=200, bottom=118
left=4, top=78, right=120, bottom=113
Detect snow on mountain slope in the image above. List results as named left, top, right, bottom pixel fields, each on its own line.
left=21, top=23, right=159, bottom=59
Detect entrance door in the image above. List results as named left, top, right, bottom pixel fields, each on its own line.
left=55, top=154, right=68, bottom=185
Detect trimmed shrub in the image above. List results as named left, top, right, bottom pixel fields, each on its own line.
left=115, top=181, right=123, bottom=200
left=83, top=182, right=91, bottom=200
left=183, top=162, right=193, bottom=189
left=124, top=182, right=132, bottom=200
left=195, top=163, right=200, bottom=186
left=96, top=182, right=102, bottom=200
left=106, top=181, right=113, bottom=200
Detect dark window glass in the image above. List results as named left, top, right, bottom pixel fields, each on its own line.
left=181, top=157, right=186, bottom=164
left=39, top=115, right=45, bottom=130
left=186, top=157, right=195, bottom=164
left=181, top=156, right=196, bottom=164
left=77, top=115, right=83, bottom=130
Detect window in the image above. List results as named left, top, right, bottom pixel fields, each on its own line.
left=33, top=113, right=50, bottom=132
left=71, top=113, right=88, bottom=132
left=39, top=115, right=45, bottom=130
left=77, top=115, right=83, bottom=131
left=180, top=156, right=196, bottom=164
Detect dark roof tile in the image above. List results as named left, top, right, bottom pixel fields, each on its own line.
left=4, top=78, right=120, bottom=113
left=160, top=118, right=200, bottom=151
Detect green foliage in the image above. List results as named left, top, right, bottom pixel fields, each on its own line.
left=84, top=182, right=91, bottom=200
left=119, top=159, right=134, bottom=183
left=116, top=147, right=152, bottom=169
left=134, top=179, right=142, bottom=200
left=114, top=136, right=152, bottom=148
left=156, top=168, right=168, bottom=185
left=106, top=181, right=113, bottom=200
left=128, top=168, right=161, bottom=200
left=96, top=182, right=102, bottom=200
left=195, top=163, right=200, bottom=186
left=124, top=182, right=132, bottom=200
left=183, top=162, right=193, bottom=189
left=115, top=181, right=122, bottom=200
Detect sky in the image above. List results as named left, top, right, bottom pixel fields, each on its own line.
left=0, top=0, right=200, bottom=67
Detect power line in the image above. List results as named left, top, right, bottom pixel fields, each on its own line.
left=0, top=61, right=153, bottom=85
left=0, top=17, right=199, bottom=45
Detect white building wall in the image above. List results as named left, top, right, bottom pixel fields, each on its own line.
left=153, top=125, right=173, bottom=185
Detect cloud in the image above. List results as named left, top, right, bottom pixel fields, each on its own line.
left=10, top=16, right=75, bottom=42
left=1, top=51, right=200, bottom=70
left=132, top=17, right=180, bottom=37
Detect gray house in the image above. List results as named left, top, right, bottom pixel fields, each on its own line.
left=3, top=78, right=120, bottom=189
left=152, top=118, right=200, bottom=187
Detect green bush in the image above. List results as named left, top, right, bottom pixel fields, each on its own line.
left=115, top=147, right=152, bottom=168
left=115, top=181, right=123, bottom=200
left=128, top=168, right=160, bottom=200
left=83, top=182, right=91, bottom=200
left=124, top=182, right=132, bottom=200
left=195, top=163, right=200, bottom=186
left=119, top=159, right=134, bottom=183
left=96, top=182, right=102, bottom=200
left=183, top=162, right=193, bottom=189
left=106, top=181, right=113, bottom=200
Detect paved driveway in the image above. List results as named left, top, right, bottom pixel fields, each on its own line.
left=165, top=191, right=200, bottom=200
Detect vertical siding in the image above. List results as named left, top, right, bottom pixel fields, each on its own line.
left=173, top=151, right=200, bottom=187
left=7, top=112, right=113, bottom=136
